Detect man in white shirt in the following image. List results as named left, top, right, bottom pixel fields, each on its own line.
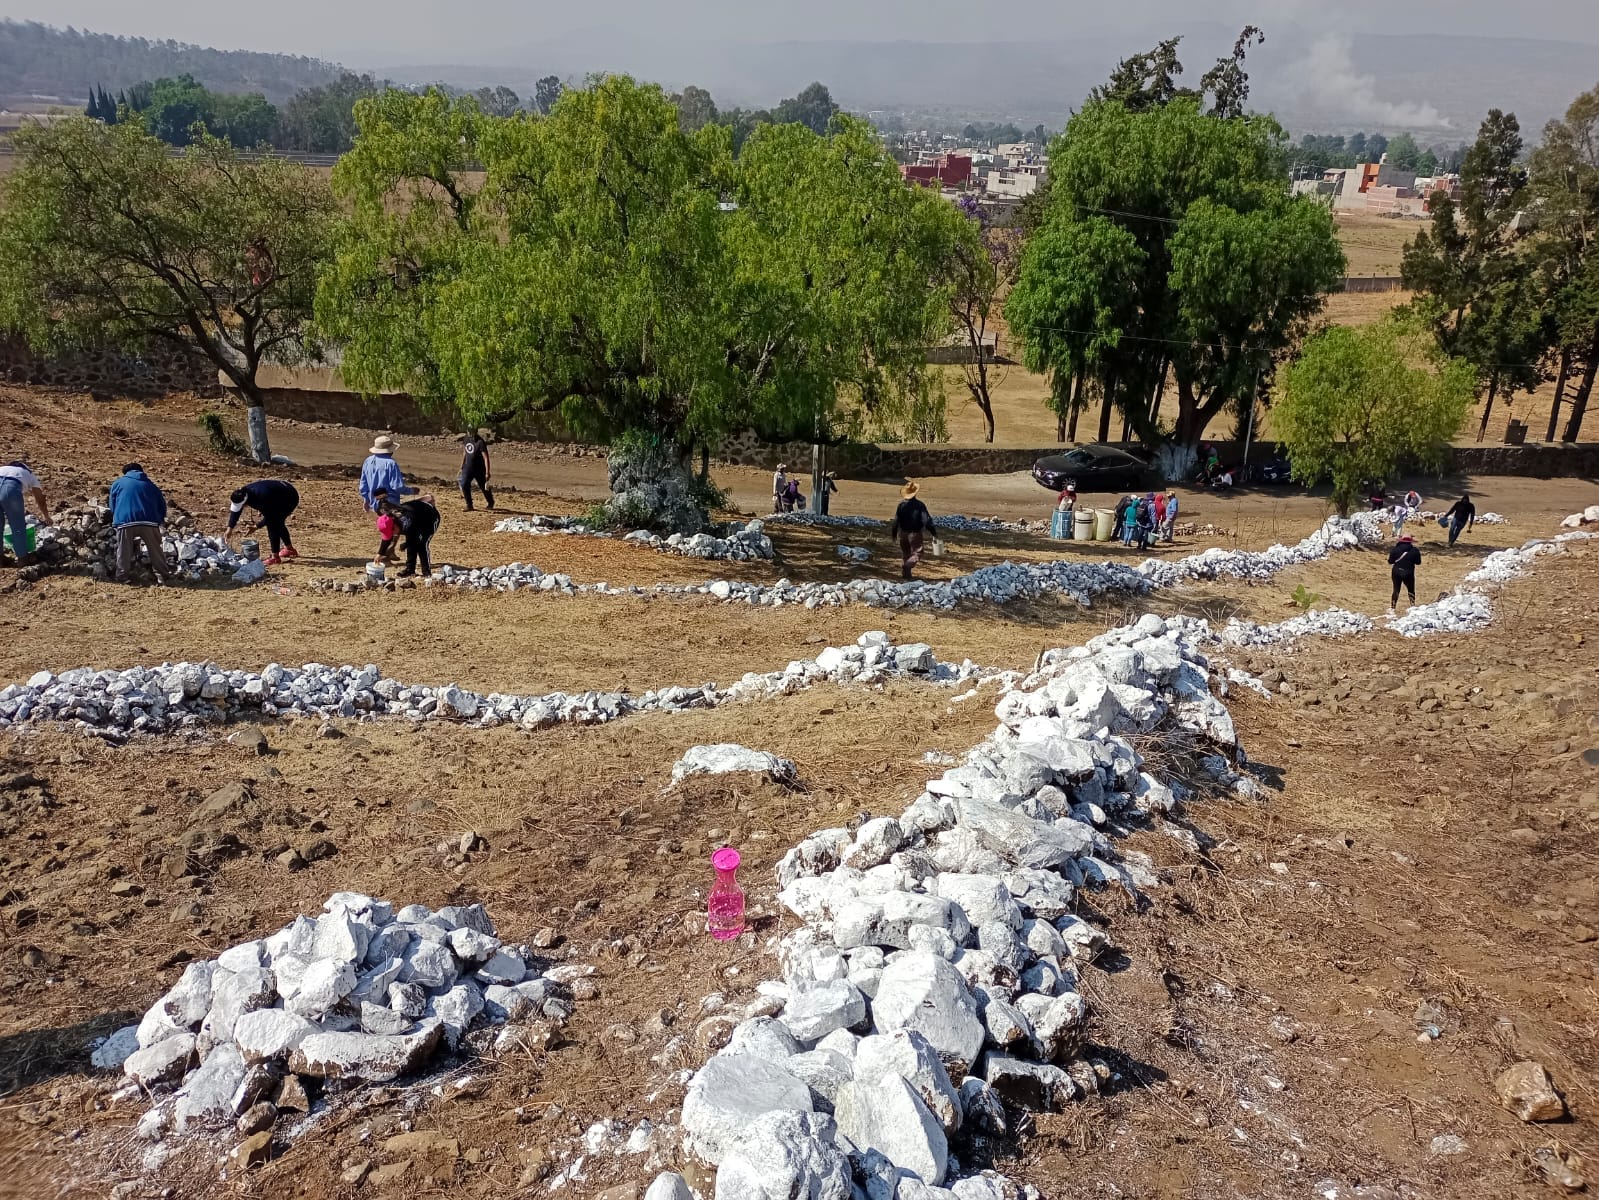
left=0, top=460, right=52, bottom=567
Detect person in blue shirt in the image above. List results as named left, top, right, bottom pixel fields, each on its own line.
left=108, top=463, right=169, bottom=583
left=359, top=435, right=416, bottom=559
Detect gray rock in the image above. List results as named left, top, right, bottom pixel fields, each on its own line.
left=90, top=1025, right=140, bottom=1071
left=1028, top=992, right=1087, bottom=1062
left=431, top=980, right=485, bottom=1046
left=283, top=957, right=356, bottom=1019
left=785, top=1048, right=853, bottom=1110
left=681, top=1053, right=813, bottom=1165
left=200, top=967, right=277, bottom=1050
left=958, top=1076, right=1008, bottom=1135
left=360, top=1001, right=412, bottom=1035
left=842, top=817, right=905, bottom=870
left=728, top=1016, right=803, bottom=1062
left=834, top=1074, right=949, bottom=1186
left=934, top=874, right=1022, bottom=931
left=871, top=953, right=984, bottom=1075
left=781, top=980, right=868, bottom=1043
left=671, top=743, right=797, bottom=785
left=475, top=949, right=526, bottom=985
left=957, top=798, right=1094, bottom=870
left=853, top=1029, right=962, bottom=1136
left=645, top=1174, right=694, bottom=1200
left=982, top=1053, right=1077, bottom=1111
left=714, top=1109, right=851, bottom=1200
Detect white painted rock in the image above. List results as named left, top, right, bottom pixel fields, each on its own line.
left=232, top=1009, right=321, bottom=1063
left=123, top=1033, right=196, bottom=1087
left=90, top=1025, right=140, bottom=1071
left=956, top=797, right=1094, bottom=870
left=834, top=1073, right=949, bottom=1186
left=870, top=953, right=985, bottom=1074
left=780, top=980, right=867, bottom=1043
left=645, top=1174, right=694, bottom=1200
left=671, top=743, right=797, bottom=785
left=289, top=1018, right=444, bottom=1080
left=681, top=1053, right=813, bottom=1165
left=714, top=1109, right=851, bottom=1200
left=853, top=1029, right=963, bottom=1136
left=172, top=1042, right=247, bottom=1131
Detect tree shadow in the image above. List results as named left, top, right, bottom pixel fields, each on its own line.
left=0, top=1010, right=138, bottom=1097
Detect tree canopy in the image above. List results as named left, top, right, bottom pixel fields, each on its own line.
left=315, top=78, right=961, bottom=455
left=1010, top=96, right=1344, bottom=470
left=1274, top=316, right=1476, bottom=515
left=0, top=116, right=336, bottom=461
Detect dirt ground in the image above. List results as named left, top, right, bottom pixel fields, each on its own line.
left=1, top=385, right=1597, bottom=1200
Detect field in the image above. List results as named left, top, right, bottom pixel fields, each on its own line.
left=0, top=384, right=1597, bottom=1200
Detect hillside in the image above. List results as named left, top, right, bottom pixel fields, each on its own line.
left=0, top=19, right=343, bottom=106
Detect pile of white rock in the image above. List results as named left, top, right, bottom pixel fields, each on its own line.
left=491, top=515, right=611, bottom=538
left=1138, top=512, right=1384, bottom=588
left=671, top=744, right=798, bottom=786
left=837, top=546, right=871, bottom=562
left=1560, top=505, right=1599, bottom=528
left=0, top=634, right=980, bottom=738
left=624, top=522, right=776, bottom=562
left=768, top=512, right=1046, bottom=537
left=97, top=893, right=582, bottom=1170
left=27, top=502, right=262, bottom=584
left=1168, top=607, right=1376, bottom=650
left=652, top=615, right=1242, bottom=1199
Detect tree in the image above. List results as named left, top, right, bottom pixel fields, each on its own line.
left=946, top=196, right=1022, bottom=441
left=473, top=85, right=520, bottom=118
left=211, top=91, right=280, bottom=147
left=0, top=117, right=335, bottom=461
left=316, top=79, right=960, bottom=493
left=141, top=73, right=215, bottom=146
left=1006, top=218, right=1144, bottom=443
left=533, top=75, right=563, bottom=115
left=1348, top=131, right=1368, bottom=160
left=772, top=82, right=839, bottom=136
left=1090, top=26, right=1262, bottom=118
left=1275, top=316, right=1476, bottom=516
left=1366, top=132, right=1389, bottom=161
left=1527, top=83, right=1599, bottom=442
left=1020, top=98, right=1344, bottom=473
left=275, top=73, right=380, bottom=152
left=1386, top=131, right=1421, bottom=170
left=676, top=85, right=718, bottom=133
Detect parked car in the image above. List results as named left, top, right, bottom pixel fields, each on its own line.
left=1032, top=445, right=1150, bottom=494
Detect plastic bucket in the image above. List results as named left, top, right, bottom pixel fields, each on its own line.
left=1050, top=510, right=1071, bottom=539
left=1073, top=510, right=1095, bottom=541
left=2, top=524, right=37, bottom=554
left=1093, top=508, right=1115, bottom=541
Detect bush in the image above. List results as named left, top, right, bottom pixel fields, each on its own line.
left=199, top=410, right=247, bottom=457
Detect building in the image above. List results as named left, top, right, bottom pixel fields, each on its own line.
left=983, top=168, right=1041, bottom=200
left=901, top=153, right=972, bottom=189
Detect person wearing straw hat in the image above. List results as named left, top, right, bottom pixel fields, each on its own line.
left=889, top=481, right=937, bottom=581
left=458, top=427, right=496, bottom=512
left=1387, top=533, right=1422, bottom=614
left=819, top=471, right=839, bottom=515
left=772, top=462, right=789, bottom=514
left=359, top=434, right=417, bottom=560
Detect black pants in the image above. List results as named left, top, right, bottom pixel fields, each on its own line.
left=260, top=505, right=295, bottom=554
left=377, top=537, right=397, bottom=561
left=1391, top=569, right=1415, bottom=607
left=402, top=520, right=438, bottom=576
left=460, top=465, right=493, bottom=510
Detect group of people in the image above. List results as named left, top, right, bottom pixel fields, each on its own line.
left=1110, top=491, right=1179, bottom=550
left=771, top=463, right=838, bottom=515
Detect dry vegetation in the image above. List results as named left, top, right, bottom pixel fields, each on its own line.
left=0, top=385, right=1596, bottom=1199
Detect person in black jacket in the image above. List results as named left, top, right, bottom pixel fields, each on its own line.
left=1388, top=534, right=1422, bottom=612
left=226, top=480, right=300, bottom=564
left=888, top=481, right=936, bottom=580
left=378, top=492, right=441, bottom=578
left=1442, top=493, right=1475, bottom=546
left=459, top=429, right=495, bottom=512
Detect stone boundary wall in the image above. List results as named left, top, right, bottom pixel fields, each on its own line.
left=1338, top=275, right=1407, bottom=294
left=235, top=387, right=575, bottom=441
left=1, top=334, right=220, bottom=398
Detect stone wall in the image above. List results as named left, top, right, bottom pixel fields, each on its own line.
left=0, top=334, right=220, bottom=398
left=238, top=386, right=576, bottom=441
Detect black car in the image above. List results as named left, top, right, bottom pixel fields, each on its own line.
left=1254, top=455, right=1293, bottom=484
left=1032, top=445, right=1150, bottom=494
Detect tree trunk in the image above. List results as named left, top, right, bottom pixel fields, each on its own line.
left=1563, top=329, right=1599, bottom=443
left=1067, top=372, right=1085, bottom=442
left=1147, top=358, right=1170, bottom=431
left=1097, top=371, right=1116, bottom=443
left=232, top=378, right=273, bottom=463
left=1546, top=347, right=1571, bottom=442
left=1476, top=371, right=1498, bottom=442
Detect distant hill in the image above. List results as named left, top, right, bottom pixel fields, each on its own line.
left=0, top=20, right=343, bottom=106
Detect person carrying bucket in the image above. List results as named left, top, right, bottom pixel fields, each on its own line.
left=889, top=481, right=937, bottom=581
left=0, top=459, right=51, bottom=567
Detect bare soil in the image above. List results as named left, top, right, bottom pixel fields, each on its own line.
left=0, top=384, right=1595, bottom=1200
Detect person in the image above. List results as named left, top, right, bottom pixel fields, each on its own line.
left=1056, top=484, right=1077, bottom=514
left=374, top=508, right=399, bottom=565
left=1368, top=483, right=1387, bottom=511
left=783, top=478, right=805, bottom=512
left=1403, top=488, right=1422, bottom=511
left=459, top=428, right=495, bottom=512
left=361, top=435, right=416, bottom=512
left=378, top=491, right=441, bottom=578
left=888, top=481, right=936, bottom=581
left=1120, top=495, right=1143, bottom=546
left=1133, top=493, right=1157, bottom=550
left=1442, top=493, right=1475, bottom=546
left=1198, top=444, right=1220, bottom=485
left=109, top=463, right=169, bottom=584
left=227, top=479, right=300, bottom=564
left=1214, top=467, right=1235, bottom=490
left=0, top=459, right=51, bottom=567
left=1110, top=495, right=1130, bottom=542
left=772, top=463, right=789, bottom=513
left=1388, top=533, right=1422, bottom=613
left=1161, top=490, right=1179, bottom=543
left=819, top=472, right=839, bottom=515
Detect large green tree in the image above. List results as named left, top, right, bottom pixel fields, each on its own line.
left=0, top=117, right=335, bottom=461
left=316, top=79, right=959, bottom=477
left=1014, top=97, right=1344, bottom=472
left=1275, top=316, right=1476, bottom=516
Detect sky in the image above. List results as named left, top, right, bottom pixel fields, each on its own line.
left=2, top=0, right=1593, bottom=62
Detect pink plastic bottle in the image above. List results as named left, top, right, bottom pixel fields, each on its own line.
left=707, top=847, right=746, bottom=941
